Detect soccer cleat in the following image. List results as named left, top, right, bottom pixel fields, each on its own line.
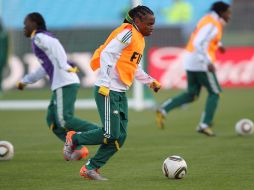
left=63, top=131, right=77, bottom=161
left=156, top=109, right=166, bottom=129
left=71, top=146, right=89, bottom=160
left=80, top=165, right=108, bottom=180
left=196, top=126, right=216, bottom=137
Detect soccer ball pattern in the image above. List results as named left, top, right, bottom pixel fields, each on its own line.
left=0, top=141, right=14, bottom=161
left=235, top=119, right=254, bottom=136
left=162, top=155, right=187, bottom=179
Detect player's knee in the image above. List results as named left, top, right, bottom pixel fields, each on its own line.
left=112, top=134, right=127, bottom=151
left=108, top=133, right=121, bottom=141
left=105, top=133, right=127, bottom=148
left=117, top=133, right=127, bottom=147
left=59, top=115, right=73, bottom=128
left=106, top=128, right=122, bottom=140
left=187, top=92, right=198, bottom=102
left=209, top=93, right=220, bottom=100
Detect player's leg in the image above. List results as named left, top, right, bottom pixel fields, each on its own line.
left=156, top=71, right=201, bottom=128
left=63, top=86, right=117, bottom=162
left=85, top=90, right=128, bottom=168
left=65, top=86, right=115, bottom=146
left=46, top=93, right=67, bottom=142
left=202, top=72, right=221, bottom=126
left=79, top=88, right=128, bottom=180
left=55, top=84, right=100, bottom=132
left=54, top=85, right=97, bottom=159
left=162, top=71, right=201, bottom=112
left=196, top=72, right=221, bottom=136
left=71, top=89, right=128, bottom=146
left=46, top=94, right=84, bottom=160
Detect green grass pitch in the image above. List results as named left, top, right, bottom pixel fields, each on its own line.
left=0, top=88, right=254, bottom=190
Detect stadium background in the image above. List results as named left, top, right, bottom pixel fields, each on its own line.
left=1, top=0, right=254, bottom=93
left=1, top=1, right=254, bottom=190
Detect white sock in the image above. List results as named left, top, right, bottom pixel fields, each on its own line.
left=199, top=123, right=209, bottom=129
left=158, top=108, right=167, bottom=116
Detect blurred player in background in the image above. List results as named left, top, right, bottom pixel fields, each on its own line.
left=17, top=12, right=101, bottom=160
left=64, top=5, right=161, bottom=180
left=156, top=1, right=231, bottom=136
left=0, top=18, right=9, bottom=96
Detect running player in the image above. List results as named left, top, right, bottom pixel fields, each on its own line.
left=156, top=1, right=231, bottom=136
left=17, top=12, right=100, bottom=160
left=64, top=6, right=161, bottom=180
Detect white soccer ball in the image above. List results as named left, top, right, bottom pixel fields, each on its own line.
left=0, top=141, right=14, bottom=160
left=162, top=155, right=187, bottom=179
left=235, top=118, right=254, bottom=136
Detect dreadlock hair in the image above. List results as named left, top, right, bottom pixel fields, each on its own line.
left=27, top=12, right=47, bottom=31
left=124, top=5, right=154, bottom=24
left=210, top=1, right=230, bottom=17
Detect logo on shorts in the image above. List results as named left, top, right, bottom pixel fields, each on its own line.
left=113, top=110, right=119, bottom=115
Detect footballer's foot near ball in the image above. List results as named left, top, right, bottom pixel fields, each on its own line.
left=197, top=126, right=216, bottom=137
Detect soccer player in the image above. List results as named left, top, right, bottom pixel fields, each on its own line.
left=64, top=5, right=161, bottom=180
left=156, top=1, right=231, bottom=136
left=17, top=12, right=100, bottom=160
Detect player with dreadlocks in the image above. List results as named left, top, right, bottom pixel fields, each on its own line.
left=17, top=12, right=101, bottom=160
left=63, top=5, right=161, bottom=180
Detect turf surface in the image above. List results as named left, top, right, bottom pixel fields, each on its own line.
left=0, top=89, right=253, bottom=190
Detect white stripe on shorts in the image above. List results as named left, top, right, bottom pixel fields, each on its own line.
left=56, top=88, right=66, bottom=128
left=206, top=72, right=219, bottom=94
left=104, top=96, right=110, bottom=138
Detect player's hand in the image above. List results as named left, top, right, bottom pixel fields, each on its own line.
left=16, top=82, right=26, bottom=90
left=67, top=66, right=79, bottom=73
left=208, top=64, right=216, bottom=72
left=149, top=80, right=161, bottom=93
left=98, top=86, right=110, bottom=96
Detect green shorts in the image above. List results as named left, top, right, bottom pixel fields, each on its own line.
left=94, top=86, right=128, bottom=140
left=186, top=71, right=222, bottom=96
